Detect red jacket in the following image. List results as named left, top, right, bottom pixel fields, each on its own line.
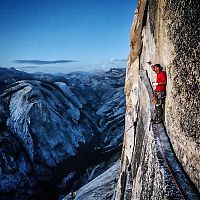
left=156, top=71, right=167, bottom=92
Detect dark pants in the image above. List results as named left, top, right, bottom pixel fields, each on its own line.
left=153, top=91, right=166, bottom=121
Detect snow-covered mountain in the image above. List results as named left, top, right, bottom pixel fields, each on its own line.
left=0, top=67, right=125, bottom=200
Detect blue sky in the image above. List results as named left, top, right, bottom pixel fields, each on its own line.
left=0, top=0, right=137, bottom=73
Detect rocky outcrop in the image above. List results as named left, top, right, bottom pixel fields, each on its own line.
left=63, top=160, right=120, bottom=200
left=115, top=0, right=200, bottom=199
left=0, top=67, right=125, bottom=200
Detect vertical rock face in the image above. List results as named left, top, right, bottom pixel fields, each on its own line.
left=163, top=0, right=200, bottom=189
left=115, top=0, right=200, bottom=199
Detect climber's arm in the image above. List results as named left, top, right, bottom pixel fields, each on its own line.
left=146, top=61, right=156, bottom=72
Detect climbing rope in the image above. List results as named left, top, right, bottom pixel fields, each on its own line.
left=125, top=124, right=135, bottom=132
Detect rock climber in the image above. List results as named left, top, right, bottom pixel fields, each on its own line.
left=147, top=61, right=167, bottom=123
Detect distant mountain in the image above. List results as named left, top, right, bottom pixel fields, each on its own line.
left=0, top=67, right=126, bottom=200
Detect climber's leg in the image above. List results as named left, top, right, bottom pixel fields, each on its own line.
left=152, top=92, right=164, bottom=123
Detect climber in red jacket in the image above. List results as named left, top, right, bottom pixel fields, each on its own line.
left=147, top=62, right=167, bottom=123
left=151, top=64, right=167, bottom=92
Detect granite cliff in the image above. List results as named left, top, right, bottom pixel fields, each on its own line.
left=115, top=0, right=200, bottom=199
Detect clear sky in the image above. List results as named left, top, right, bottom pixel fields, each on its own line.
left=0, top=0, right=137, bottom=73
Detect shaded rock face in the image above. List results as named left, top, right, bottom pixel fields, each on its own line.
left=162, top=0, right=200, bottom=189
left=0, top=67, right=126, bottom=200
left=115, top=0, right=200, bottom=199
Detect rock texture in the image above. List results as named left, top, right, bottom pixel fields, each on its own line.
left=0, top=67, right=125, bottom=200
left=163, top=1, right=200, bottom=189
left=63, top=160, right=120, bottom=200
left=115, top=0, right=200, bottom=199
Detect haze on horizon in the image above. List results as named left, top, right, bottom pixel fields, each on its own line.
left=0, top=0, right=137, bottom=73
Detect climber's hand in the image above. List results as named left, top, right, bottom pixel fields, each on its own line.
left=146, top=60, right=152, bottom=65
